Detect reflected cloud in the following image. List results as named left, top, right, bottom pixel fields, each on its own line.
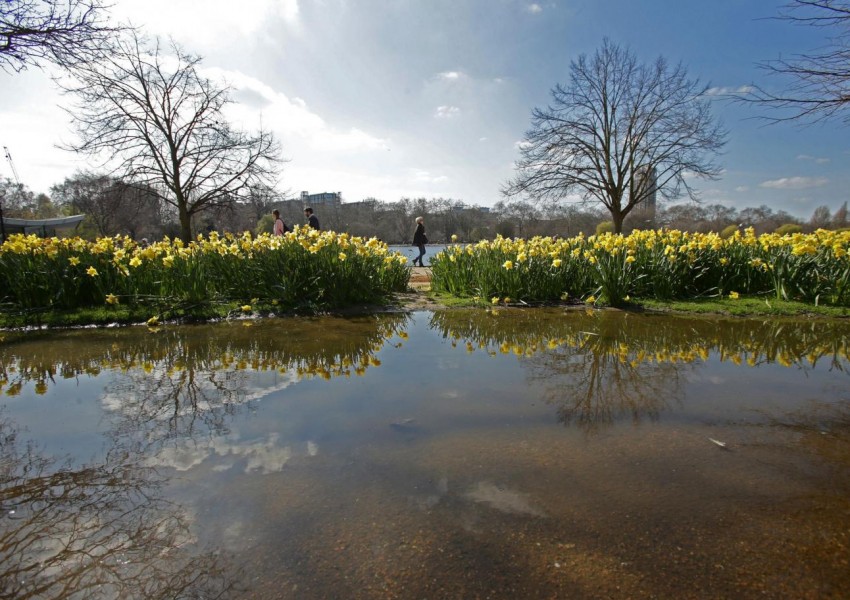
left=149, top=433, right=302, bottom=475
left=465, top=481, right=546, bottom=517
left=0, top=412, right=238, bottom=599
left=0, top=315, right=408, bottom=480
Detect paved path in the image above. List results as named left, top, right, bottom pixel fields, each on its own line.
left=409, top=266, right=432, bottom=291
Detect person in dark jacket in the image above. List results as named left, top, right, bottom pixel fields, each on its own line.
left=412, top=216, right=427, bottom=266
left=304, top=207, right=320, bottom=230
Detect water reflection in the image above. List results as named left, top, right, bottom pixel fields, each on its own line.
left=1, top=315, right=409, bottom=398
left=0, top=411, right=236, bottom=599
left=431, top=310, right=850, bottom=430
left=1, top=311, right=850, bottom=597
left=2, top=316, right=410, bottom=479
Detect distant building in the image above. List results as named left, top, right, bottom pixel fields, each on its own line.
left=633, top=166, right=657, bottom=222
left=300, top=191, right=342, bottom=209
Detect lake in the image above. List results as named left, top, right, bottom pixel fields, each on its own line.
left=1, top=309, right=848, bottom=598
left=388, top=244, right=449, bottom=266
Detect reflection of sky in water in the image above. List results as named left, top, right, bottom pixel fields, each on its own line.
left=1, top=311, right=848, bottom=467
left=2, top=310, right=850, bottom=597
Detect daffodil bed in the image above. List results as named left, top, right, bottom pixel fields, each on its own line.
left=0, top=228, right=410, bottom=318
left=430, top=228, right=850, bottom=307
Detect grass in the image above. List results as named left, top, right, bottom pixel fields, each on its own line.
left=635, top=296, right=850, bottom=318
left=426, top=291, right=479, bottom=308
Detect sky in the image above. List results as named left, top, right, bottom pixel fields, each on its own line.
left=0, top=0, right=848, bottom=218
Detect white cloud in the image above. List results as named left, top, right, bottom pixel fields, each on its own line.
left=735, top=186, right=750, bottom=193
left=759, top=176, right=829, bottom=190
left=112, top=0, right=300, bottom=47
left=514, top=140, right=532, bottom=150
left=527, top=3, right=543, bottom=14
left=288, top=164, right=455, bottom=203
left=704, top=85, right=754, bottom=96
left=410, top=168, right=449, bottom=184
left=479, top=137, right=489, bottom=142
left=796, top=154, right=831, bottom=164
left=150, top=433, right=298, bottom=474
left=202, top=67, right=390, bottom=153
left=437, top=71, right=463, bottom=81
left=435, top=105, right=461, bottom=119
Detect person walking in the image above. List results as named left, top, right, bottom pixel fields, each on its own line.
left=412, top=216, right=427, bottom=267
left=304, top=207, right=320, bottom=230
left=272, top=210, right=289, bottom=236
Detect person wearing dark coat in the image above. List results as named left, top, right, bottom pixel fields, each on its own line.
left=412, top=216, right=427, bottom=266
left=304, top=207, right=320, bottom=230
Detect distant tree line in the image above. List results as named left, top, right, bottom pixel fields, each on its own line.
left=2, top=175, right=847, bottom=243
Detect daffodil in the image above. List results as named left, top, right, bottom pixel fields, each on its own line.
left=729, top=291, right=740, bottom=300
left=241, top=304, right=253, bottom=313
left=105, top=293, right=119, bottom=305
left=86, top=266, right=98, bottom=277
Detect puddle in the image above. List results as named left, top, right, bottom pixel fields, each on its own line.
left=1, top=310, right=849, bottom=598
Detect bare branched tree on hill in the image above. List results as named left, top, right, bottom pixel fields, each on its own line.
left=744, top=0, right=850, bottom=123
left=62, top=32, right=283, bottom=243
left=503, top=39, right=727, bottom=233
left=0, top=0, right=117, bottom=71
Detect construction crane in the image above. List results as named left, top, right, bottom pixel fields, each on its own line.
left=3, top=146, right=21, bottom=185
left=0, top=146, right=18, bottom=241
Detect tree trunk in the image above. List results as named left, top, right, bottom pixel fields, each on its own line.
left=611, top=210, right=624, bottom=234
left=178, top=204, right=192, bottom=244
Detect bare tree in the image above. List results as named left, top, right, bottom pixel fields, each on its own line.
left=62, top=32, right=283, bottom=243
left=0, top=0, right=117, bottom=71
left=50, top=172, right=162, bottom=238
left=833, top=200, right=849, bottom=227
left=745, top=1, right=850, bottom=123
left=810, top=204, right=833, bottom=228
left=503, top=39, right=726, bottom=233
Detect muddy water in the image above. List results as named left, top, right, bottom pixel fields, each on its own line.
left=1, top=310, right=849, bottom=599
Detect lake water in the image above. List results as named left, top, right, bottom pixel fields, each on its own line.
left=1, top=309, right=849, bottom=598
left=388, top=244, right=449, bottom=266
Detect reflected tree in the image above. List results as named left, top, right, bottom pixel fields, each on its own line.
left=430, top=309, right=850, bottom=431
left=0, top=414, right=238, bottom=599
left=0, top=316, right=411, bottom=470
left=527, top=331, right=687, bottom=431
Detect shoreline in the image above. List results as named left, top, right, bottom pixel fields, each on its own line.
left=1, top=266, right=848, bottom=330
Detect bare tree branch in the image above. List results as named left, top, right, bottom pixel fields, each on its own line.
left=503, top=39, right=726, bottom=233
left=0, top=0, right=119, bottom=72
left=60, top=32, right=284, bottom=242
left=740, top=0, right=850, bottom=124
